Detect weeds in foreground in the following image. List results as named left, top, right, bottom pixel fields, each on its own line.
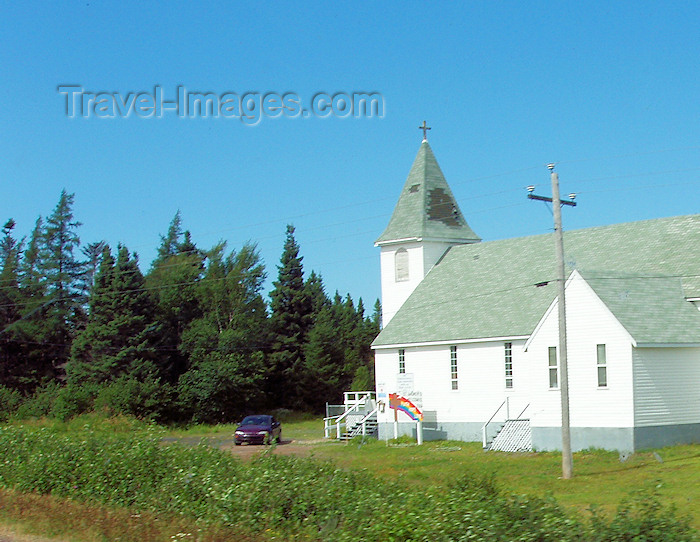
left=0, top=423, right=696, bottom=541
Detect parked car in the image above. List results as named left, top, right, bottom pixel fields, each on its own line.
left=234, top=415, right=282, bottom=445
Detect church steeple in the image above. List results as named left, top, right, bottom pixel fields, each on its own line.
left=375, top=140, right=480, bottom=247
left=376, top=136, right=481, bottom=327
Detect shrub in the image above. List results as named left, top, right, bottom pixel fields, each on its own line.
left=588, top=488, right=698, bottom=541
left=94, top=375, right=177, bottom=423
left=0, top=386, right=22, bottom=421
left=51, top=381, right=101, bottom=421
left=14, top=381, right=61, bottom=419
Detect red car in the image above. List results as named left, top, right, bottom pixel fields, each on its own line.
left=234, top=415, right=282, bottom=445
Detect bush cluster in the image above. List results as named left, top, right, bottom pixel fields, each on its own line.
left=0, top=425, right=696, bottom=541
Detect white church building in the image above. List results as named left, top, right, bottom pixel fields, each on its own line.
left=372, top=138, right=700, bottom=452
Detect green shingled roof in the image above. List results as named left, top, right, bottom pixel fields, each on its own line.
left=375, top=141, right=481, bottom=245
left=373, top=215, right=700, bottom=346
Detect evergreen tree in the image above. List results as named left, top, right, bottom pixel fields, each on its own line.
left=146, top=212, right=205, bottom=382
left=305, top=271, right=329, bottom=314
left=302, top=293, right=381, bottom=410
left=0, top=219, right=22, bottom=326
left=302, top=302, right=345, bottom=411
left=0, top=219, right=25, bottom=389
left=10, top=218, right=53, bottom=391
left=155, top=210, right=184, bottom=261
left=39, top=190, right=84, bottom=375
left=79, top=240, right=107, bottom=297
left=68, top=245, right=160, bottom=384
left=268, top=225, right=313, bottom=409
left=18, top=218, right=45, bottom=302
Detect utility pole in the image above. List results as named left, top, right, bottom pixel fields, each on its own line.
left=527, top=164, right=576, bottom=479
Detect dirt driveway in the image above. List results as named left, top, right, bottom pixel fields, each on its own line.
left=161, top=436, right=327, bottom=459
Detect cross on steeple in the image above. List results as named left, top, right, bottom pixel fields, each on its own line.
left=419, top=120, right=431, bottom=141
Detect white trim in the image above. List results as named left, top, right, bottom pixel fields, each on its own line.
left=375, top=237, right=479, bottom=247
left=375, top=237, right=421, bottom=247
left=372, top=335, right=530, bottom=350
left=524, top=292, right=559, bottom=353
left=524, top=270, right=637, bottom=351
left=635, top=343, right=700, bottom=348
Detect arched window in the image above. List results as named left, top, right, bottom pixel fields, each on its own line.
left=395, top=248, right=409, bottom=282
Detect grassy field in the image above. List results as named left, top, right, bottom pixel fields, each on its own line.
left=309, top=437, right=700, bottom=525
left=165, top=416, right=700, bottom=527
left=1, top=414, right=699, bottom=540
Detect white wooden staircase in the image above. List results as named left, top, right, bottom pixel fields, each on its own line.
left=482, top=399, right=532, bottom=452
left=324, top=392, right=378, bottom=441
left=487, top=419, right=532, bottom=452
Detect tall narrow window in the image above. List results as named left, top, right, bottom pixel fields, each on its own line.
left=597, top=344, right=607, bottom=387
left=504, top=342, right=513, bottom=389
left=399, top=349, right=406, bottom=374
left=450, top=345, right=458, bottom=390
left=548, top=346, right=558, bottom=389
left=395, top=248, right=409, bottom=282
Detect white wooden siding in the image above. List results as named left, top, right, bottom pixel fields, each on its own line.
left=375, top=340, right=530, bottom=426
left=379, top=243, right=425, bottom=326
left=379, top=241, right=452, bottom=326
left=633, top=347, right=700, bottom=426
left=526, top=272, right=635, bottom=428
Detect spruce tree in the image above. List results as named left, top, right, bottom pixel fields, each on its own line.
left=39, top=190, right=84, bottom=375
left=146, top=212, right=205, bottom=382
left=68, top=245, right=160, bottom=384
left=268, top=225, right=313, bottom=409
left=11, top=218, right=52, bottom=391
left=79, top=240, right=107, bottom=297
left=0, top=219, right=24, bottom=389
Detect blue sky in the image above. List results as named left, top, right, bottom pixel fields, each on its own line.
left=2, top=2, right=700, bottom=308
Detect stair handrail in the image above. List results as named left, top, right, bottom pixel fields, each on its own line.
left=482, top=400, right=506, bottom=448
left=349, top=406, right=379, bottom=438
left=515, top=403, right=530, bottom=420
left=324, top=395, right=372, bottom=439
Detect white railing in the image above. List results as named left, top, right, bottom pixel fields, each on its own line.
left=348, top=406, right=379, bottom=438
left=481, top=397, right=530, bottom=448
left=324, top=391, right=376, bottom=439
left=343, top=391, right=376, bottom=407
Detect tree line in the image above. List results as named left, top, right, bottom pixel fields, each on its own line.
left=0, top=190, right=379, bottom=423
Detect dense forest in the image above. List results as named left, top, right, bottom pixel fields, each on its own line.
left=0, top=190, right=379, bottom=423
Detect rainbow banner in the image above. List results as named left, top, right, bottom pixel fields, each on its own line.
left=389, top=393, right=423, bottom=421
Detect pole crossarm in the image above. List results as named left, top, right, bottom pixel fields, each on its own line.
left=527, top=193, right=577, bottom=206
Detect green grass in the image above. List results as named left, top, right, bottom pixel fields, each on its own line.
left=309, top=437, right=700, bottom=526
left=2, top=415, right=700, bottom=540
left=163, top=417, right=700, bottom=526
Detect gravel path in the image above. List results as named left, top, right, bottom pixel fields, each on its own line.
left=161, top=436, right=326, bottom=459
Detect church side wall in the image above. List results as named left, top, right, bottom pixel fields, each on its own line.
left=374, top=340, right=530, bottom=442
left=527, top=274, right=636, bottom=451
left=632, top=347, right=700, bottom=449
